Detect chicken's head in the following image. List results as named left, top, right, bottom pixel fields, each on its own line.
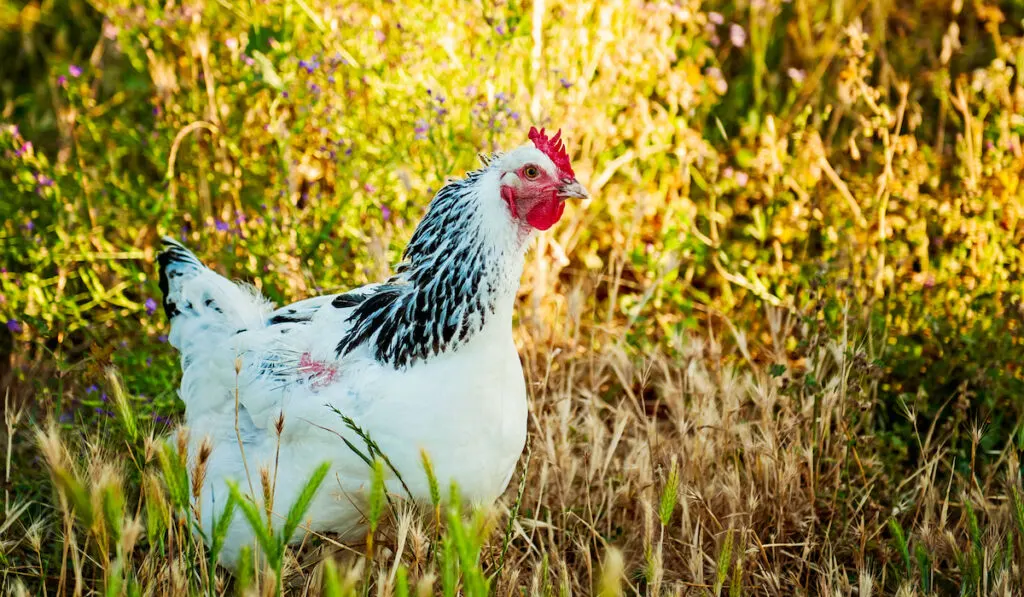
left=497, top=127, right=588, bottom=231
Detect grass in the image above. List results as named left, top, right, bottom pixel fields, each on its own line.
left=2, top=0, right=1024, bottom=594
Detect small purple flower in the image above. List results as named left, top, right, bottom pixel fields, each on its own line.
left=559, top=77, right=573, bottom=89
left=364, top=183, right=376, bottom=193
left=86, top=384, right=98, bottom=394
left=496, top=23, right=506, bottom=35
left=57, top=75, right=67, bottom=87
left=154, top=415, right=171, bottom=426
left=158, top=334, right=168, bottom=343
left=15, top=142, right=32, bottom=157
left=144, top=298, right=158, bottom=315
left=100, top=392, right=108, bottom=402
left=24, top=220, right=34, bottom=232
left=94, top=408, right=114, bottom=417
left=495, top=91, right=509, bottom=102
left=58, top=412, right=73, bottom=423
left=69, top=64, right=83, bottom=77
left=36, top=174, right=54, bottom=187
left=215, top=220, right=229, bottom=232
left=381, top=205, right=391, bottom=220
left=6, top=319, right=21, bottom=333
left=509, top=111, right=521, bottom=122
left=414, top=119, right=429, bottom=140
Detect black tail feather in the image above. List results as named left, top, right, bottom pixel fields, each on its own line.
left=157, top=237, right=202, bottom=320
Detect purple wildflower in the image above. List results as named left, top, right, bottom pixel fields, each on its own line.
left=69, top=64, right=83, bottom=77
left=94, top=408, right=114, bottom=417
left=6, top=319, right=21, bottom=333
left=57, top=75, right=67, bottom=87
left=414, top=119, right=429, bottom=140
left=58, top=412, right=73, bottom=423
left=559, top=77, right=573, bottom=89
left=144, top=298, right=158, bottom=315
left=36, top=174, right=54, bottom=187
left=15, top=142, right=32, bottom=157
left=496, top=23, right=506, bottom=35
left=215, top=220, right=229, bottom=232
left=381, top=205, right=392, bottom=220
left=86, top=384, right=98, bottom=394
left=158, top=334, right=168, bottom=343
left=24, top=221, right=34, bottom=232
left=364, top=183, right=376, bottom=193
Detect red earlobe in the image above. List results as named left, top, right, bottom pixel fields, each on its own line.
left=501, top=186, right=518, bottom=218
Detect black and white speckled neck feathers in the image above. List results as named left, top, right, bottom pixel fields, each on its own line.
left=334, top=165, right=524, bottom=369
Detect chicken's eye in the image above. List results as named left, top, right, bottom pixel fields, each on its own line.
left=523, top=165, right=540, bottom=179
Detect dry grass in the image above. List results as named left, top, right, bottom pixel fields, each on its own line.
left=3, top=0, right=1024, bottom=594
left=2, top=291, right=1022, bottom=595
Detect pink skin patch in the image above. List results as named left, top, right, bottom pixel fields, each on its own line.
left=298, top=352, right=338, bottom=389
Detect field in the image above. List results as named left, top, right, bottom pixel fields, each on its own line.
left=2, top=0, right=1024, bottom=594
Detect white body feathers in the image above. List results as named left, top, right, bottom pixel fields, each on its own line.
left=156, top=152, right=559, bottom=565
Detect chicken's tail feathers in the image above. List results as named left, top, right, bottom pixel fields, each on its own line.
left=157, top=237, right=204, bottom=319
left=156, top=237, right=272, bottom=355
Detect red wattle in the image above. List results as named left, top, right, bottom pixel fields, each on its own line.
left=525, top=199, right=565, bottom=231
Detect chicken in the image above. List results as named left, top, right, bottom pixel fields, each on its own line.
left=156, top=127, right=587, bottom=565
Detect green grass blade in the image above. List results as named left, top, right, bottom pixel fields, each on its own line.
left=281, top=460, right=330, bottom=543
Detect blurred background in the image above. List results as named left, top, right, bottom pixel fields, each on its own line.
left=2, top=0, right=1024, bottom=593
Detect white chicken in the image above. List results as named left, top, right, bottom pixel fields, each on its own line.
left=157, top=127, right=587, bottom=565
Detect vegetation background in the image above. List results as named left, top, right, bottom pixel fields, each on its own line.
left=1, top=0, right=1024, bottom=594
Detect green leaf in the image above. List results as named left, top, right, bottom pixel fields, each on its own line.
left=227, top=481, right=280, bottom=566
left=281, top=461, right=331, bottom=544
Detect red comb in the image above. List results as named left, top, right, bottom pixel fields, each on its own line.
left=528, top=127, right=575, bottom=178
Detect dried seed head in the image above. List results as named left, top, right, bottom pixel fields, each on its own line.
left=175, top=428, right=189, bottom=466
left=275, top=411, right=285, bottom=436
left=121, top=516, right=143, bottom=554
left=259, top=465, right=274, bottom=516
left=197, top=436, right=213, bottom=465
left=234, top=356, right=243, bottom=374
left=192, top=436, right=213, bottom=500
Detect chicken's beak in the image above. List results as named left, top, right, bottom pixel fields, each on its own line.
left=557, top=179, right=589, bottom=201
